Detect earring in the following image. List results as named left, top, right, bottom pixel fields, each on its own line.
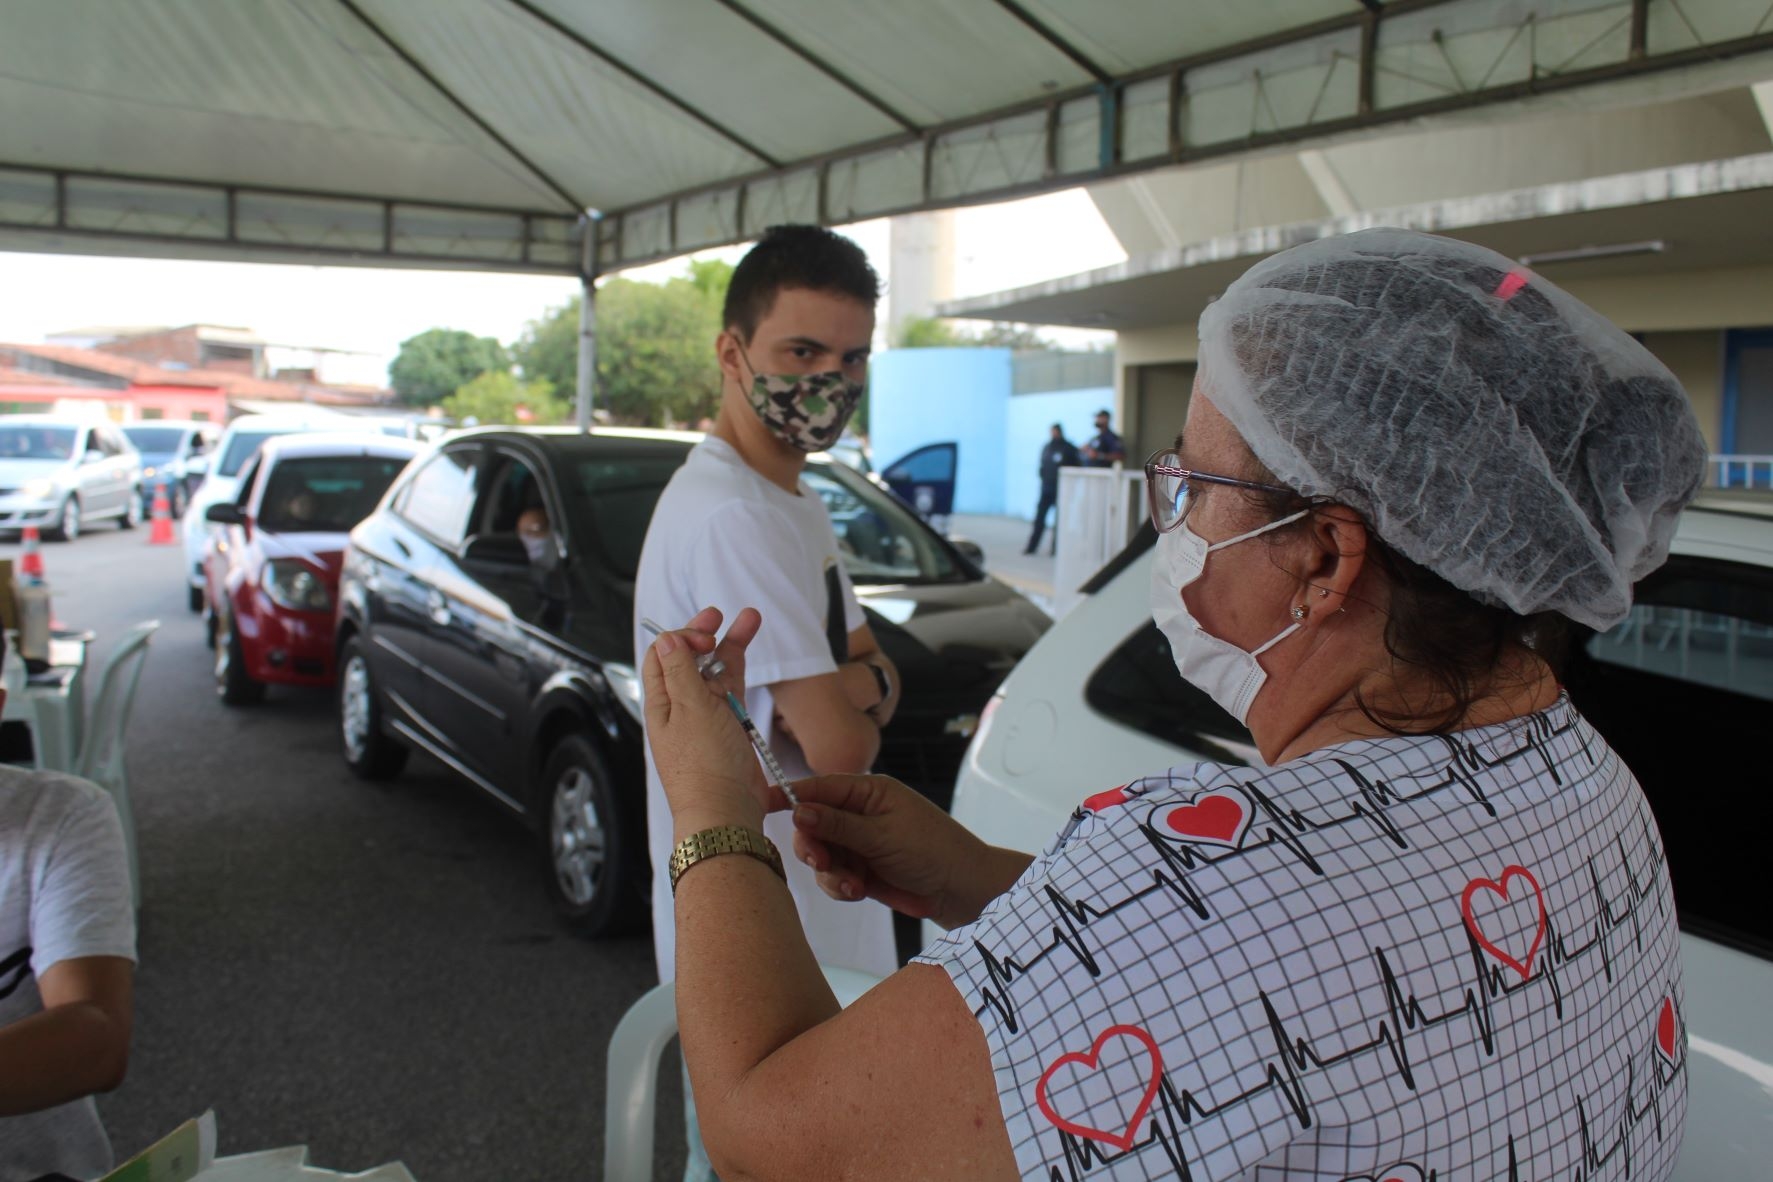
left=1290, top=604, right=1309, bottom=621
left=1317, top=587, right=1331, bottom=599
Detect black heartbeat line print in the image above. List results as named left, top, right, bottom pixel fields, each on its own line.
left=971, top=710, right=1605, bottom=1033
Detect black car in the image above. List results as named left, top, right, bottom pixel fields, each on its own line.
left=335, top=428, right=1051, bottom=936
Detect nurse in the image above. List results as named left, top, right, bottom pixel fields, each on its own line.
left=642, top=228, right=1704, bottom=1181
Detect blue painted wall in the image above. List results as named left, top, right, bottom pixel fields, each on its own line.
left=1003, top=387, right=1115, bottom=520
left=868, top=348, right=1011, bottom=515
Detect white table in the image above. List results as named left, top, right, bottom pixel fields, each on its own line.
left=1, top=633, right=88, bottom=772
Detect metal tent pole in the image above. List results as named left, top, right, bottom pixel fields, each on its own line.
left=576, top=220, right=599, bottom=432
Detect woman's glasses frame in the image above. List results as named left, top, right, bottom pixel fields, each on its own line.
left=1143, top=448, right=1299, bottom=534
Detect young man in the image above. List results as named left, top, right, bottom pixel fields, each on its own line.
left=634, top=224, right=902, bottom=987
left=0, top=644, right=136, bottom=1181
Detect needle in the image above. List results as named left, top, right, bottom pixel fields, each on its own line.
left=640, top=618, right=799, bottom=808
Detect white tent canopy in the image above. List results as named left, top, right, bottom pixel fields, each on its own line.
left=5, top=0, right=1772, bottom=279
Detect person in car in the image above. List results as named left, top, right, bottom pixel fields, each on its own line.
left=515, top=504, right=553, bottom=566
left=0, top=641, right=136, bottom=1180
left=640, top=228, right=1702, bottom=1181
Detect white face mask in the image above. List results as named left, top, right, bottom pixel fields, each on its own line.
left=1149, top=509, right=1310, bottom=725
left=522, top=535, right=553, bottom=566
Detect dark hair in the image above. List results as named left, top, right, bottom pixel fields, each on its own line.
left=723, top=225, right=880, bottom=341
left=1241, top=479, right=1568, bottom=735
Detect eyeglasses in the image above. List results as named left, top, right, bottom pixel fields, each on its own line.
left=1143, top=447, right=1299, bottom=534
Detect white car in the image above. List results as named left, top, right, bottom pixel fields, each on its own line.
left=949, top=490, right=1773, bottom=1179
left=182, top=413, right=363, bottom=611
left=0, top=414, right=142, bottom=540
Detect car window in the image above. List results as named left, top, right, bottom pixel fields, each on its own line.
left=1566, top=553, right=1773, bottom=955
left=564, top=456, right=685, bottom=580
left=883, top=445, right=954, bottom=483
left=123, top=425, right=188, bottom=455
left=803, top=464, right=964, bottom=585
left=395, top=449, right=481, bottom=547
left=1084, top=619, right=1255, bottom=765
left=234, top=458, right=262, bottom=508
left=480, top=454, right=550, bottom=539
left=257, top=456, right=412, bottom=534
left=0, top=425, right=76, bottom=460
left=217, top=429, right=288, bottom=477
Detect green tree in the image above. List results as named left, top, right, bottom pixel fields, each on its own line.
left=441, top=371, right=569, bottom=427
left=894, top=316, right=1052, bottom=350
left=388, top=328, right=509, bottom=408
left=513, top=264, right=728, bottom=427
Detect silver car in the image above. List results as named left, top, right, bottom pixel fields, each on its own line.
left=0, top=415, right=143, bottom=540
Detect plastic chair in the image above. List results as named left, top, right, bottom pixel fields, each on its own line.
left=603, top=964, right=882, bottom=1180
left=74, top=620, right=159, bottom=908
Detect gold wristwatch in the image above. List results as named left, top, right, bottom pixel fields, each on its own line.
left=669, top=825, right=786, bottom=894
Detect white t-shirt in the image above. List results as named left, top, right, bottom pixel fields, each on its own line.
left=634, top=437, right=896, bottom=982
left=0, top=765, right=137, bottom=1182
left=918, top=697, right=1686, bottom=1181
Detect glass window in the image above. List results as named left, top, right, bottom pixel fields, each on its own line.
left=140, top=407, right=165, bottom=420
left=123, top=426, right=188, bottom=456
left=803, top=464, right=963, bottom=585
left=0, top=425, right=76, bottom=460
left=1567, top=554, right=1773, bottom=954
left=257, top=456, right=412, bottom=533
left=395, top=449, right=481, bottom=546
left=565, top=456, right=685, bottom=580
left=1084, top=620, right=1256, bottom=765
left=883, top=444, right=954, bottom=484
left=217, top=429, right=289, bottom=477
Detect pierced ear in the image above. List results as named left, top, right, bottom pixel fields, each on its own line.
left=1303, top=507, right=1367, bottom=615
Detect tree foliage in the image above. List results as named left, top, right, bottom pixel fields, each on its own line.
left=440, top=371, right=568, bottom=427
left=388, top=328, right=509, bottom=408
left=513, top=264, right=731, bottom=427
left=894, top=317, right=1053, bottom=350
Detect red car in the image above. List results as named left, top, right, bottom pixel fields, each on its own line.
left=203, top=433, right=421, bottom=704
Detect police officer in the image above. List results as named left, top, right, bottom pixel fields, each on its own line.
left=1025, top=423, right=1080, bottom=555
left=1080, top=407, right=1126, bottom=468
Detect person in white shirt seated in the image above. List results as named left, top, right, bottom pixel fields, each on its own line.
left=0, top=636, right=136, bottom=1181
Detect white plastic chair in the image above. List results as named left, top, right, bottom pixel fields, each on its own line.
left=74, top=620, right=159, bottom=908
left=604, top=965, right=882, bottom=1180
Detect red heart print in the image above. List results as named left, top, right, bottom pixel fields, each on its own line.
left=1035, top=1024, right=1163, bottom=1152
left=1654, top=996, right=1678, bottom=1064
left=1082, top=785, right=1130, bottom=813
left=1162, top=787, right=1252, bottom=848
left=1460, top=864, right=1547, bottom=981
left=1339, top=1164, right=1425, bottom=1182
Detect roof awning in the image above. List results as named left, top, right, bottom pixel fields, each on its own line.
left=936, top=153, right=1773, bottom=331
left=2, top=1, right=1771, bottom=276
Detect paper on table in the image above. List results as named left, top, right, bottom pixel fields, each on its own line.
left=101, top=1109, right=217, bottom=1182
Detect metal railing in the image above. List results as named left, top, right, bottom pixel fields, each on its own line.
left=1708, top=455, right=1773, bottom=490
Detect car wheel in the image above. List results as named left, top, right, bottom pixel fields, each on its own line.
left=214, top=616, right=266, bottom=706
left=187, top=583, right=204, bottom=613
left=338, top=636, right=408, bottom=780
left=50, top=497, right=80, bottom=542
left=539, top=734, right=645, bottom=937
left=118, top=489, right=143, bottom=529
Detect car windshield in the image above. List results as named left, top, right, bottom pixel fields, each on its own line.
left=122, top=426, right=187, bottom=456
left=565, top=451, right=966, bottom=586
left=0, top=425, right=77, bottom=461
left=218, top=429, right=290, bottom=477
left=257, top=456, right=410, bottom=533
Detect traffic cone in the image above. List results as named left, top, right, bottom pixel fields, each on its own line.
left=18, top=526, right=45, bottom=583
left=149, top=483, right=176, bottom=545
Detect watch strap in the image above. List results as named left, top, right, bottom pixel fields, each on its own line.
left=668, top=825, right=785, bottom=894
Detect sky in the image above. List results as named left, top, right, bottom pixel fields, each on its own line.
left=0, top=189, right=1125, bottom=388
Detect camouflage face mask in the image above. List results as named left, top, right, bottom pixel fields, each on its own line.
left=745, top=367, right=865, bottom=454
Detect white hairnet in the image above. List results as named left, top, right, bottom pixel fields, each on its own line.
left=1197, top=227, right=1707, bottom=631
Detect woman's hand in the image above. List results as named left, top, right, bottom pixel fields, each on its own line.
left=643, top=607, right=775, bottom=828
left=787, top=775, right=1033, bottom=931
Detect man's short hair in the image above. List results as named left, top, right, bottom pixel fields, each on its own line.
left=723, top=224, right=881, bottom=342
left=1096, top=408, right=1112, bottom=418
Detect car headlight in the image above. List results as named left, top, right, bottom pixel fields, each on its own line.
left=261, top=560, right=332, bottom=612
left=604, top=661, right=644, bottom=725
left=142, top=465, right=158, bottom=479
left=20, top=478, right=57, bottom=500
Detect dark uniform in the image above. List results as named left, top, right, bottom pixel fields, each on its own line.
left=1026, top=435, right=1081, bottom=554
left=1082, top=425, right=1126, bottom=468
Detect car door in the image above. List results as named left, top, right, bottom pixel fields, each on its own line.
left=374, top=445, right=484, bottom=749
left=423, top=446, right=557, bottom=802
left=101, top=425, right=139, bottom=512
left=880, top=442, right=958, bottom=521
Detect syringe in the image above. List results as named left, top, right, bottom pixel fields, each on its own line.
left=640, top=618, right=800, bottom=808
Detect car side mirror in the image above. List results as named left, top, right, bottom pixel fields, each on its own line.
left=205, top=503, right=245, bottom=526
left=461, top=534, right=529, bottom=566
left=948, top=536, right=986, bottom=565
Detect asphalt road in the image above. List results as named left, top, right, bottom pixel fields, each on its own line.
left=3, top=522, right=687, bottom=1179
